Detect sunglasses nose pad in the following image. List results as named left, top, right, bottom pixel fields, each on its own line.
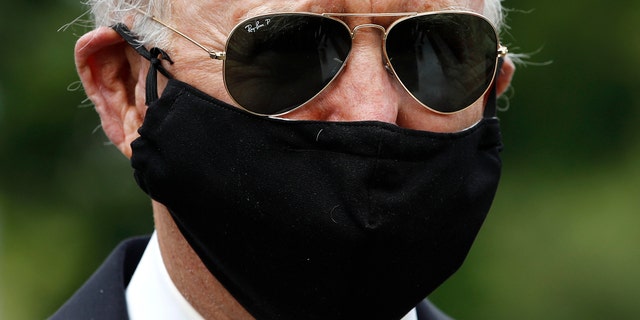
left=384, top=61, right=394, bottom=74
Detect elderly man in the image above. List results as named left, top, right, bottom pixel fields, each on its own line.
left=52, top=0, right=515, bottom=319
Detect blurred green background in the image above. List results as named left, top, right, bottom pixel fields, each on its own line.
left=1, top=0, right=638, bottom=319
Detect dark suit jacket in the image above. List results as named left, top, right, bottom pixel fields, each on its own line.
left=50, top=236, right=452, bottom=320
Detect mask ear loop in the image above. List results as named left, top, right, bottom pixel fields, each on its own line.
left=483, top=57, right=504, bottom=119
left=111, top=23, right=174, bottom=105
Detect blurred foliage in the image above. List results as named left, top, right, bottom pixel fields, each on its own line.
left=1, top=0, right=639, bottom=319
left=0, top=1, right=152, bottom=318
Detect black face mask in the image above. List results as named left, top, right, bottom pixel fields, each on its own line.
left=121, top=24, right=504, bottom=320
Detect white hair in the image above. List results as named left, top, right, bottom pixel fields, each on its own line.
left=484, top=0, right=505, bottom=30
left=85, top=0, right=173, bottom=48
left=85, top=0, right=505, bottom=48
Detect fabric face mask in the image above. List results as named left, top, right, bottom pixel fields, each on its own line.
left=130, top=75, right=503, bottom=319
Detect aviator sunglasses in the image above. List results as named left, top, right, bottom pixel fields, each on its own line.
left=135, top=9, right=508, bottom=116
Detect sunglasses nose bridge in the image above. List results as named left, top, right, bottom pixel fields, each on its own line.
left=350, top=23, right=391, bottom=71
left=351, top=23, right=387, bottom=38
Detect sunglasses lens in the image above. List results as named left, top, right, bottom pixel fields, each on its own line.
left=224, top=14, right=351, bottom=115
left=386, top=13, right=499, bottom=113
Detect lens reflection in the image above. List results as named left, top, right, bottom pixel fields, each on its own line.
left=225, top=14, right=352, bottom=115
left=386, top=13, right=498, bottom=113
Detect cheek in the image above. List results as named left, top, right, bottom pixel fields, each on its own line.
left=397, top=99, right=484, bottom=132
left=163, top=6, right=236, bottom=104
left=170, top=50, right=234, bottom=105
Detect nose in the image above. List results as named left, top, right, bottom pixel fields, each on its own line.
left=284, top=28, right=402, bottom=123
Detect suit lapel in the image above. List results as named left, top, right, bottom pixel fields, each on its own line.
left=49, top=236, right=150, bottom=320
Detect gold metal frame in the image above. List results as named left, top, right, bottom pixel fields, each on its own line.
left=134, top=8, right=508, bottom=117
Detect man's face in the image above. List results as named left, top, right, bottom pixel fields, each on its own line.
left=158, top=0, right=497, bottom=133
left=71, top=2, right=511, bottom=318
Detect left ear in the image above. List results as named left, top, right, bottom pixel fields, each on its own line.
left=495, top=56, right=515, bottom=96
left=74, top=26, right=149, bottom=158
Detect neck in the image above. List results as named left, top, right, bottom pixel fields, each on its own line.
left=153, top=201, right=254, bottom=320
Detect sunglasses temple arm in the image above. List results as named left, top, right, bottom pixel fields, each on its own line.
left=133, top=8, right=226, bottom=60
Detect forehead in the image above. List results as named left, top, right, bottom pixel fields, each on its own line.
left=169, top=0, right=487, bottom=55
left=174, top=0, right=484, bottom=25
left=238, top=0, right=481, bottom=16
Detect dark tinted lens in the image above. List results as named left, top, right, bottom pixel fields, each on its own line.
left=224, top=14, right=352, bottom=115
left=386, top=13, right=499, bottom=113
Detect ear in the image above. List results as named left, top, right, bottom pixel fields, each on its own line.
left=75, top=26, right=148, bottom=158
left=495, top=56, right=515, bottom=96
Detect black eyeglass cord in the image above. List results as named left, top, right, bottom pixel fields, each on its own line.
left=111, top=23, right=174, bottom=105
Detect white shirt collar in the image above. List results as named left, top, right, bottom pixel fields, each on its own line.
left=126, top=231, right=205, bottom=320
left=125, top=231, right=418, bottom=320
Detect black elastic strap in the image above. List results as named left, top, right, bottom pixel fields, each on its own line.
left=483, top=57, right=504, bottom=119
left=111, top=23, right=174, bottom=105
